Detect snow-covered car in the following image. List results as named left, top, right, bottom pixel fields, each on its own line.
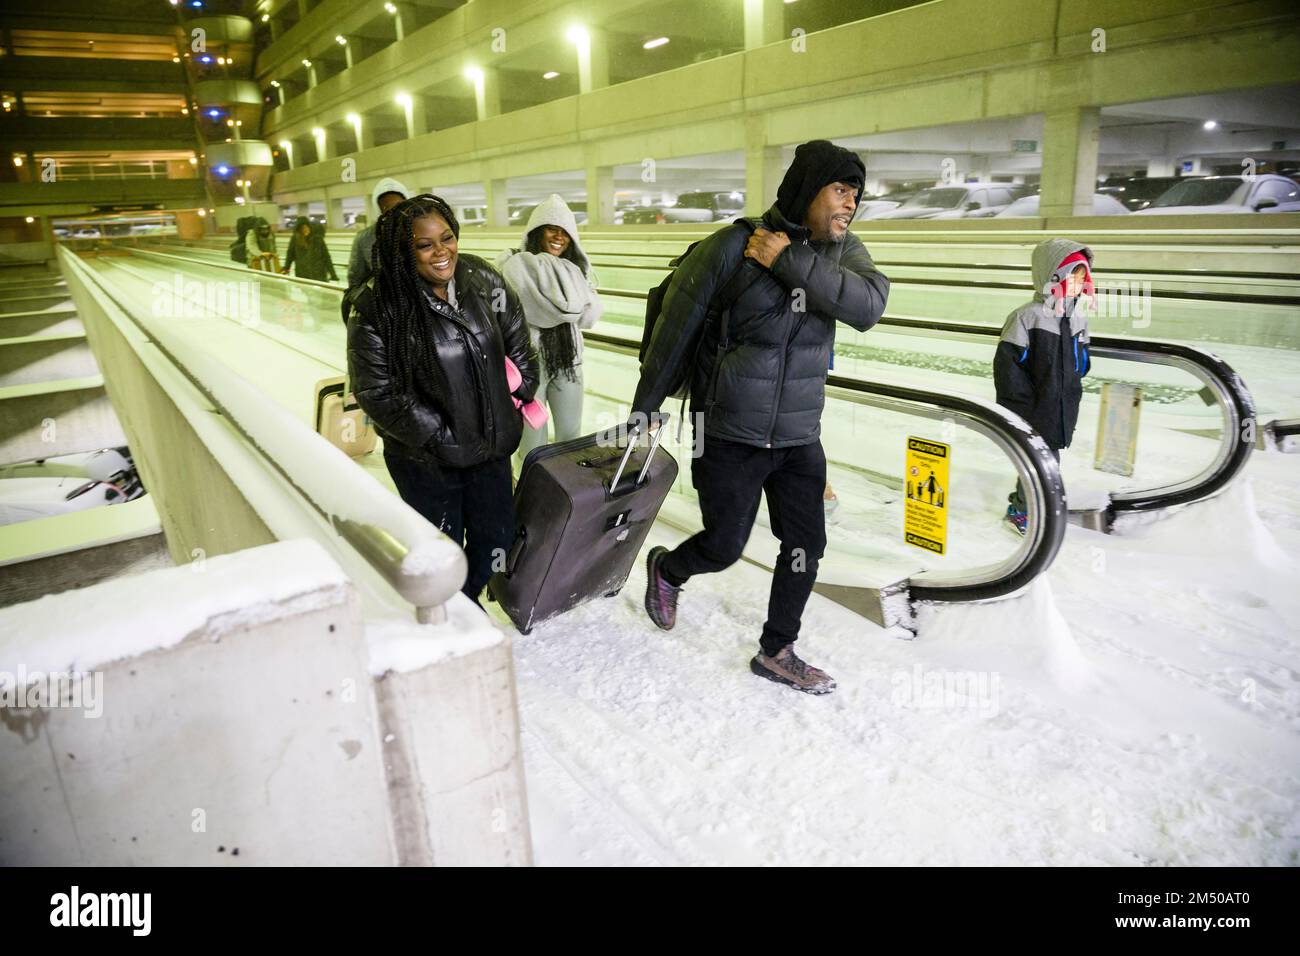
left=995, top=193, right=1130, bottom=217
left=869, top=184, right=1030, bottom=220
left=1131, top=174, right=1300, bottom=215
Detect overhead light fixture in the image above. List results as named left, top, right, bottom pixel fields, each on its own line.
left=542, top=71, right=559, bottom=80
left=302, top=59, right=312, bottom=68
left=261, top=14, right=269, bottom=22
left=278, top=140, right=291, bottom=149
left=643, top=37, right=669, bottom=49
left=384, top=2, right=397, bottom=13
left=189, top=156, right=197, bottom=164
left=346, top=112, right=361, bottom=125
left=172, top=55, right=180, bottom=63
left=336, top=35, right=347, bottom=45
left=13, top=156, right=23, bottom=167
left=25, top=216, right=34, bottom=224
left=215, top=165, right=230, bottom=175
left=464, top=65, right=484, bottom=82
left=566, top=25, right=589, bottom=46
left=395, top=91, right=412, bottom=106
left=197, top=208, right=206, bottom=216
left=312, top=126, right=325, bottom=136
left=270, top=80, right=280, bottom=88
left=208, top=109, right=220, bottom=118
left=1203, top=120, right=1218, bottom=130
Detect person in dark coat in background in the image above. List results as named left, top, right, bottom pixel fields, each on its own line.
left=346, top=195, right=539, bottom=606
left=633, top=139, right=890, bottom=694
left=282, top=216, right=338, bottom=282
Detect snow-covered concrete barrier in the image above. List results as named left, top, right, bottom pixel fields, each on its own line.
left=0, top=539, right=395, bottom=864
left=0, top=539, right=533, bottom=865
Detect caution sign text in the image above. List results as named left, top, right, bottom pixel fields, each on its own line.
left=904, top=436, right=950, bottom=555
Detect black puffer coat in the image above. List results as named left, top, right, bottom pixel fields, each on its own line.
left=632, top=204, right=890, bottom=447
left=347, top=253, right=539, bottom=468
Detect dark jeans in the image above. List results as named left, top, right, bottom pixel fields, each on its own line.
left=1009, top=447, right=1061, bottom=512
left=661, top=437, right=827, bottom=657
left=384, top=452, right=514, bottom=603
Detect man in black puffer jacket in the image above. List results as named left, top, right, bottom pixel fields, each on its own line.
left=633, top=140, right=890, bottom=695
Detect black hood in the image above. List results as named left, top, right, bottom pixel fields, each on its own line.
left=775, top=140, right=866, bottom=226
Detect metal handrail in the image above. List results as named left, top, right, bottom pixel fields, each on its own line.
left=869, top=316, right=1257, bottom=525
left=584, top=330, right=1067, bottom=625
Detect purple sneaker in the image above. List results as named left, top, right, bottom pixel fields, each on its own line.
left=1005, top=505, right=1028, bottom=537
left=644, top=546, right=681, bottom=630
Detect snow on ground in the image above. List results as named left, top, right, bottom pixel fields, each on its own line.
left=506, top=449, right=1300, bottom=866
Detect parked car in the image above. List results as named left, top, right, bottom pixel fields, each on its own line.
left=73, top=227, right=101, bottom=238
left=1100, top=175, right=1203, bottom=212
left=857, top=190, right=918, bottom=219
left=1131, top=174, right=1300, bottom=215
left=995, top=193, right=1130, bottom=217
left=868, top=183, right=1030, bottom=220
left=508, top=201, right=587, bottom=227
left=625, top=190, right=745, bottom=224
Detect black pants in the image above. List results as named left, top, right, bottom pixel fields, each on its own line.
left=1009, top=447, right=1061, bottom=512
left=661, top=437, right=827, bottom=657
left=384, top=452, right=514, bottom=603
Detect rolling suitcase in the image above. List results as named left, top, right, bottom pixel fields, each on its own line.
left=489, top=422, right=677, bottom=634
left=314, top=375, right=377, bottom=457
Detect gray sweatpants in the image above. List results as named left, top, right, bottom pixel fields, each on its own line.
left=515, top=363, right=586, bottom=464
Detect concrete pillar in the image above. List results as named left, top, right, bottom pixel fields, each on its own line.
left=394, top=5, right=408, bottom=42
left=744, top=116, right=786, bottom=214
left=576, top=27, right=609, bottom=94
left=478, top=67, right=501, bottom=120
left=486, top=178, right=509, bottom=227
left=326, top=196, right=347, bottom=230
left=585, top=163, right=614, bottom=226
left=744, top=0, right=785, bottom=49
left=343, top=44, right=354, bottom=70
left=1039, top=106, right=1101, bottom=217
left=313, top=128, right=332, bottom=162
left=306, top=64, right=318, bottom=89
left=269, top=18, right=282, bottom=42
left=279, top=141, right=295, bottom=170
left=359, top=112, right=377, bottom=149
left=408, top=96, right=428, bottom=137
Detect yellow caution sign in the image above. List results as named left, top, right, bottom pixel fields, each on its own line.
left=904, top=436, right=949, bottom=555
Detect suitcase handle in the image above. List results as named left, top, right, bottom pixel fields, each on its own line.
left=609, top=417, right=668, bottom=495
left=505, top=527, right=527, bottom=577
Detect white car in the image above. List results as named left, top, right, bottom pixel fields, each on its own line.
left=1131, top=174, right=1300, bottom=215
left=995, top=193, right=1130, bottom=217
left=868, top=184, right=1029, bottom=220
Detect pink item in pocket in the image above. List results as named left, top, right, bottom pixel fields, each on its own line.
left=504, top=356, right=549, bottom=431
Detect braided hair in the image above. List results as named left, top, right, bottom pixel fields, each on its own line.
left=368, top=194, right=460, bottom=394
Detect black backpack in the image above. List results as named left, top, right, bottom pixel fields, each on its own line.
left=639, top=219, right=758, bottom=401
left=230, top=215, right=259, bottom=262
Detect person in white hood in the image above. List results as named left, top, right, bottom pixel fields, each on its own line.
left=347, top=177, right=410, bottom=290
left=496, top=195, right=602, bottom=460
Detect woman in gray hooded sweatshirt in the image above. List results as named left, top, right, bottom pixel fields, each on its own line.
left=496, top=195, right=602, bottom=461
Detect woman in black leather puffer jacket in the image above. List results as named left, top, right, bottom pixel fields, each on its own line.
left=346, top=194, right=539, bottom=606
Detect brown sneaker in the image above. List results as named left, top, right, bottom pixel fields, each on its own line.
left=750, top=645, right=836, bottom=695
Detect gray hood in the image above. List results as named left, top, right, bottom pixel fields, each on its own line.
left=370, top=177, right=410, bottom=218
left=1031, top=238, right=1093, bottom=302
left=520, top=194, right=590, bottom=274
